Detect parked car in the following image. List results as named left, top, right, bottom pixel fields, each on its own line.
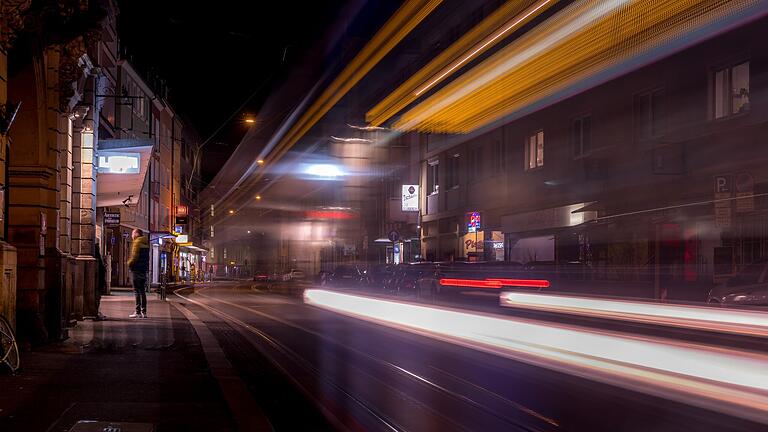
left=252, top=270, right=269, bottom=282
left=283, top=269, right=306, bottom=281
left=708, top=259, right=768, bottom=306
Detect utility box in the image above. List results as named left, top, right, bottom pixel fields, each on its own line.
left=69, top=420, right=155, bottom=432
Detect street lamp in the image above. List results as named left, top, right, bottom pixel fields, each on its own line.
left=255, top=195, right=262, bottom=200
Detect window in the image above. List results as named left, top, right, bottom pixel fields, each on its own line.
left=491, top=140, right=505, bottom=174
left=714, top=61, right=749, bottom=119
left=634, top=88, right=665, bottom=140
left=468, top=146, right=483, bottom=181
left=572, top=115, right=592, bottom=157
left=427, top=161, right=439, bottom=195
left=447, top=154, right=460, bottom=188
left=525, top=131, right=544, bottom=170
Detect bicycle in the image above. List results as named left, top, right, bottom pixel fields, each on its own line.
left=0, top=314, right=20, bottom=373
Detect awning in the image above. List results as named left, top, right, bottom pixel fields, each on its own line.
left=97, top=139, right=153, bottom=207
left=181, top=244, right=208, bottom=253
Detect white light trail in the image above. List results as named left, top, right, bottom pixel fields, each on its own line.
left=304, top=289, right=768, bottom=423
left=500, top=292, right=768, bottom=337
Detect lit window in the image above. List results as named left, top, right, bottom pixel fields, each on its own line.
left=714, top=61, right=749, bottom=119
left=526, top=131, right=544, bottom=170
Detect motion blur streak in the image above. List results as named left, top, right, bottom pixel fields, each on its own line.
left=500, top=292, right=768, bottom=337
left=209, top=0, right=443, bottom=218
left=394, top=0, right=765, bottom=133
left=366, top=0, right=558, bottom=126
left=304, top=289, right=768, bottom=423
left=439, top=278, right=550, bottom=288
left=488, top=278, right=550, bottom=288
left=439, top=278, right=503, bottom=288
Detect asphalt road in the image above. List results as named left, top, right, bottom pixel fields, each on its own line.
left=173, top=282, right=766, bottom=432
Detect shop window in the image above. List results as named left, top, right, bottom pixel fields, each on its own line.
left=572, top=115, right=592, bottom=158
left=525, top=131, right=544, bottom=170
left=713, top=61, right=750, bottom=119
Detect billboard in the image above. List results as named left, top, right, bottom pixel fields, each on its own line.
left=402, top=185, right=419, bottom=212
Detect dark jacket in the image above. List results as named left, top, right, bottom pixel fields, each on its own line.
left=128, top=235, right=150, bottom=274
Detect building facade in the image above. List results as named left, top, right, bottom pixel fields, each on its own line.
left=415, top=15, right=768, bottom=302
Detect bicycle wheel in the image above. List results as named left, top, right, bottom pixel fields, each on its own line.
left=0, top=315, right=20, bottom=372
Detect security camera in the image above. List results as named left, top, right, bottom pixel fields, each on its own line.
left=122, top=194, right=134, bottom=207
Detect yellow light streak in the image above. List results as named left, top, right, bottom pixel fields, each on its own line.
left=394, top=0, right=760, bottom=133
left=414, top=0, right=556, bottom=97
left=367, top=0, right=557, bottom=126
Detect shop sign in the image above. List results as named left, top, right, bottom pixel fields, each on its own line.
left=467, top=212, right=481, bottom=233
left=175, top=216, right=188, bottom=225
left=175, top=234, right=189, bottom=243
left=462, top=232, right=484, bottom=255
left=174, top=225, right=183, bottom=234
left=176, top=204, right=189, bottom=217
left=402, top=185, right=419, bottom=212
left=104, top=211, right=121, bottom=226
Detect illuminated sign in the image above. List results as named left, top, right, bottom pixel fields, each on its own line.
left=104, top=211, right=121, bottom=226
left=402, top=185, right=419, bottom=212
left=174, top=225, right=183, bottom=234
left=175, top=234, right=189, bottom=243
left=467, top=211, right=481, bottom=233
left=176, top=204, right=189, bottom=217
left=98, top=153, right=140, bottom=174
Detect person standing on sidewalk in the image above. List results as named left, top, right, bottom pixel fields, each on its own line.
left=127, top=228, right=150, bottom=318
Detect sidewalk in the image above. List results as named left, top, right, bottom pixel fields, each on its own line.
left=0, top=293, right=237, bottom=431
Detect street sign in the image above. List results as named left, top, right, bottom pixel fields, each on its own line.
left=176, top=204, right=189, bottom=217
left=104, top=211, right=121, bottom=226
left=388, top=230, right=400, bottom=242
left=714, top=175, right=733, bottom=228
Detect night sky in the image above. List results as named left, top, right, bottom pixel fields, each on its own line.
left=116, top=0, right=346, bottom=183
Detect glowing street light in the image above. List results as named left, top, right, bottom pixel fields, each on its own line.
left=228, top=209, right=235, bottom=214
left=257, top=159, right=265, bottom=165
left=255, top=195, right=262, bottom=200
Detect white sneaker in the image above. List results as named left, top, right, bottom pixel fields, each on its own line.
left=129, top=312, right=141, bottom=318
